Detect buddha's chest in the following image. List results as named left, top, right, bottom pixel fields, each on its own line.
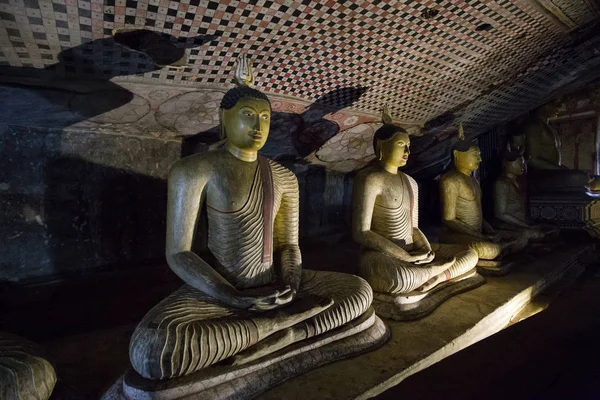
left=207, top=166, right=260, bottom=212
left=457, top=177, right=481, bottom=201
left=375, top=176, right=412, bottom=209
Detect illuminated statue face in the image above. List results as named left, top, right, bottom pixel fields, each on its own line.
left=379, top=132, right=411, bottom=168
left=221, top=97, right=271, bottom=151
left=505, top=156, right=525, bottom=176
left=453, top=146, right=482, bottom=172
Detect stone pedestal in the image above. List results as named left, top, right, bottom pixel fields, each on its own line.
left=372, top=269, right=485, bottom=321
left=102, top=308, right=389, bottom=400
left=529, top=190, right=600, bottom=238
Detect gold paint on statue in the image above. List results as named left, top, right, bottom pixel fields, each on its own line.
left=352, top=108, right=480, bottom=319
left=129, top=55, right=373, bottom=380
left=439, top=124, right=527, bottom=262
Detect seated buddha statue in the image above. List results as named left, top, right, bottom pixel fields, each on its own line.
left=523, top=101, right=599, bottom=192
left=439, top=124, right=528, bottom=274
left=126, top=56, right=383, bottom=393
left=0, top=331, right=56, bottom=400
left=351, top=106, right=483, bottom=320
left=494, top=151, right=559, bottom=241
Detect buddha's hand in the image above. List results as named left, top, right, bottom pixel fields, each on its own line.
left=408, top=250, right=434, bottom=264
left=241, top=286, right=295, bottom=311
left=484, top=233, right=502, bottom=243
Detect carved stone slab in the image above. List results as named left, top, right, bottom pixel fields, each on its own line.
left=102, top=308, right=389, bottom=400
left=372, top=270, right=486, bottom=321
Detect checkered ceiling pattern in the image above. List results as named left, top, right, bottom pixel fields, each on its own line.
left=0, top=0, right=597, bottom=121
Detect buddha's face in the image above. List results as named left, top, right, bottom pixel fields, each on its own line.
left=221, top=97, right=271, bottom=151
left=536, top=101, right=560, bottom=120
left=379, top=132, right=411, bottom=168
left=453, top=146, right=481, bottom=172
left=505, top=156, right=525, bottom=176
left=510, top=134, right=525, bottom=154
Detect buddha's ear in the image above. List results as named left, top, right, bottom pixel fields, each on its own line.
left=218, top=108, right=226, bottom=139
left=452, top=149, right=458, bottom=159
left=374, top=140, right=382, bottom=160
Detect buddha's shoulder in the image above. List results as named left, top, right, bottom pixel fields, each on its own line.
left=266, top=158, right=298, bottom=182
left=440, top=169, right=462, bottom=184
left=169, top=150, right=223, bottom=175
left=402, top=172, right=418, bottom=187
left=494, top=175, right=512, bottom=186
left=355, top=165, right=386, bottom=184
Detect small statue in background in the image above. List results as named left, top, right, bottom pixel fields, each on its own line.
left=523, top=101, right=600, bottom=192
left=351, top=106, right=483, bottom=320
left=439, top=124, right=528, bottom=275
left=493, top=152, right=559, bottom=241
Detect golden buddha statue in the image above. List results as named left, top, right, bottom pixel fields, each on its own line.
left=126, top=56, right=382, bottom=392
left=351, top=106, right=483, bottom=320
left=523, top=101, right=600, bottom=192
left=439, top=125, right=528, bottom=274
left=494, top=152, right=559, bottom=241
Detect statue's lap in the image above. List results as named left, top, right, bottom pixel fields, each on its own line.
left=359, top=243, right=477, bottom=294
left=130, top=269, right=372, bottom=380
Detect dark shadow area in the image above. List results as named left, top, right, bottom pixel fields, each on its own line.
left=0, top=31, right=217, bottom=126
left=376, top=262, right=600, bottom=400
left=44, top=157, right=168, bottom=276
left=0, top=156, right=182, bottom=340
left=113, top=29, right=218, bottom=67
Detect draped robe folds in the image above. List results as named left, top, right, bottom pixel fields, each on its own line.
left=360, top=174, right=478, bottom=295
left=130, top=158, right=372, bottom=380
left=439, top=170, right=529, bottom=260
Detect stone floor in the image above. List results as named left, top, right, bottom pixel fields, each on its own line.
left=41, top=241, right=593, bottom=399
left=378, top=268, right=600, bottom=400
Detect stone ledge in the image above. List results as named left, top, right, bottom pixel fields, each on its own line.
left=258, top=242, right=594, bottom=400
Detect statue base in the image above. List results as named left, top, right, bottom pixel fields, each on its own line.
left=102, top=308, right=389, bottom=400
left=477, top=248, right=540, bottom=276
left=476, top=258, right=518, bottom=276
left=372, top=269, right=485, bottom=321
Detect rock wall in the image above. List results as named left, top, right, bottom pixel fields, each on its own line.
left=0, top=81, right=362, bottom=282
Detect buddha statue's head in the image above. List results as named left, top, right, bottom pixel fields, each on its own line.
left=502, top=151, right=526, bottom=177
left=452, top=123, right=481, bottom=174
left=219, top=54, right=271, bottom=159
left=508, top=132, right=526, bottom=156
left=373, top=104, right=410, bottom=171
left=534, top=100, right=560, bottom=121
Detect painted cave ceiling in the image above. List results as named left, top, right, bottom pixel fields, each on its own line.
left=1, top=0, right=600, bottom=173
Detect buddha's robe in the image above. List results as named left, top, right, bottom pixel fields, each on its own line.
left=130, top=159, right=372, bottom=380
left=524, top=118, right=592, bottom=191
left=440, top=170, right=527, bottom=260
left=494, top=176, right=553, bottom=241
left=360, top=173, right=478, bottom=294
left=0, top=332, right=56, bottom=400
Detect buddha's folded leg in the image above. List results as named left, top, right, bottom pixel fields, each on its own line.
left=130, top=285, right=261, bottom=380
left=497, top=229, right=529, bottom=254
left=468, top=240, right=504, bottom=260
left=431, top=243, right=478, bottom=279
left=226, top=270, right=373, bottom=366
left=359, top=250, right=454, bottom=295
left=298, top=270, right=373, bottom=337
